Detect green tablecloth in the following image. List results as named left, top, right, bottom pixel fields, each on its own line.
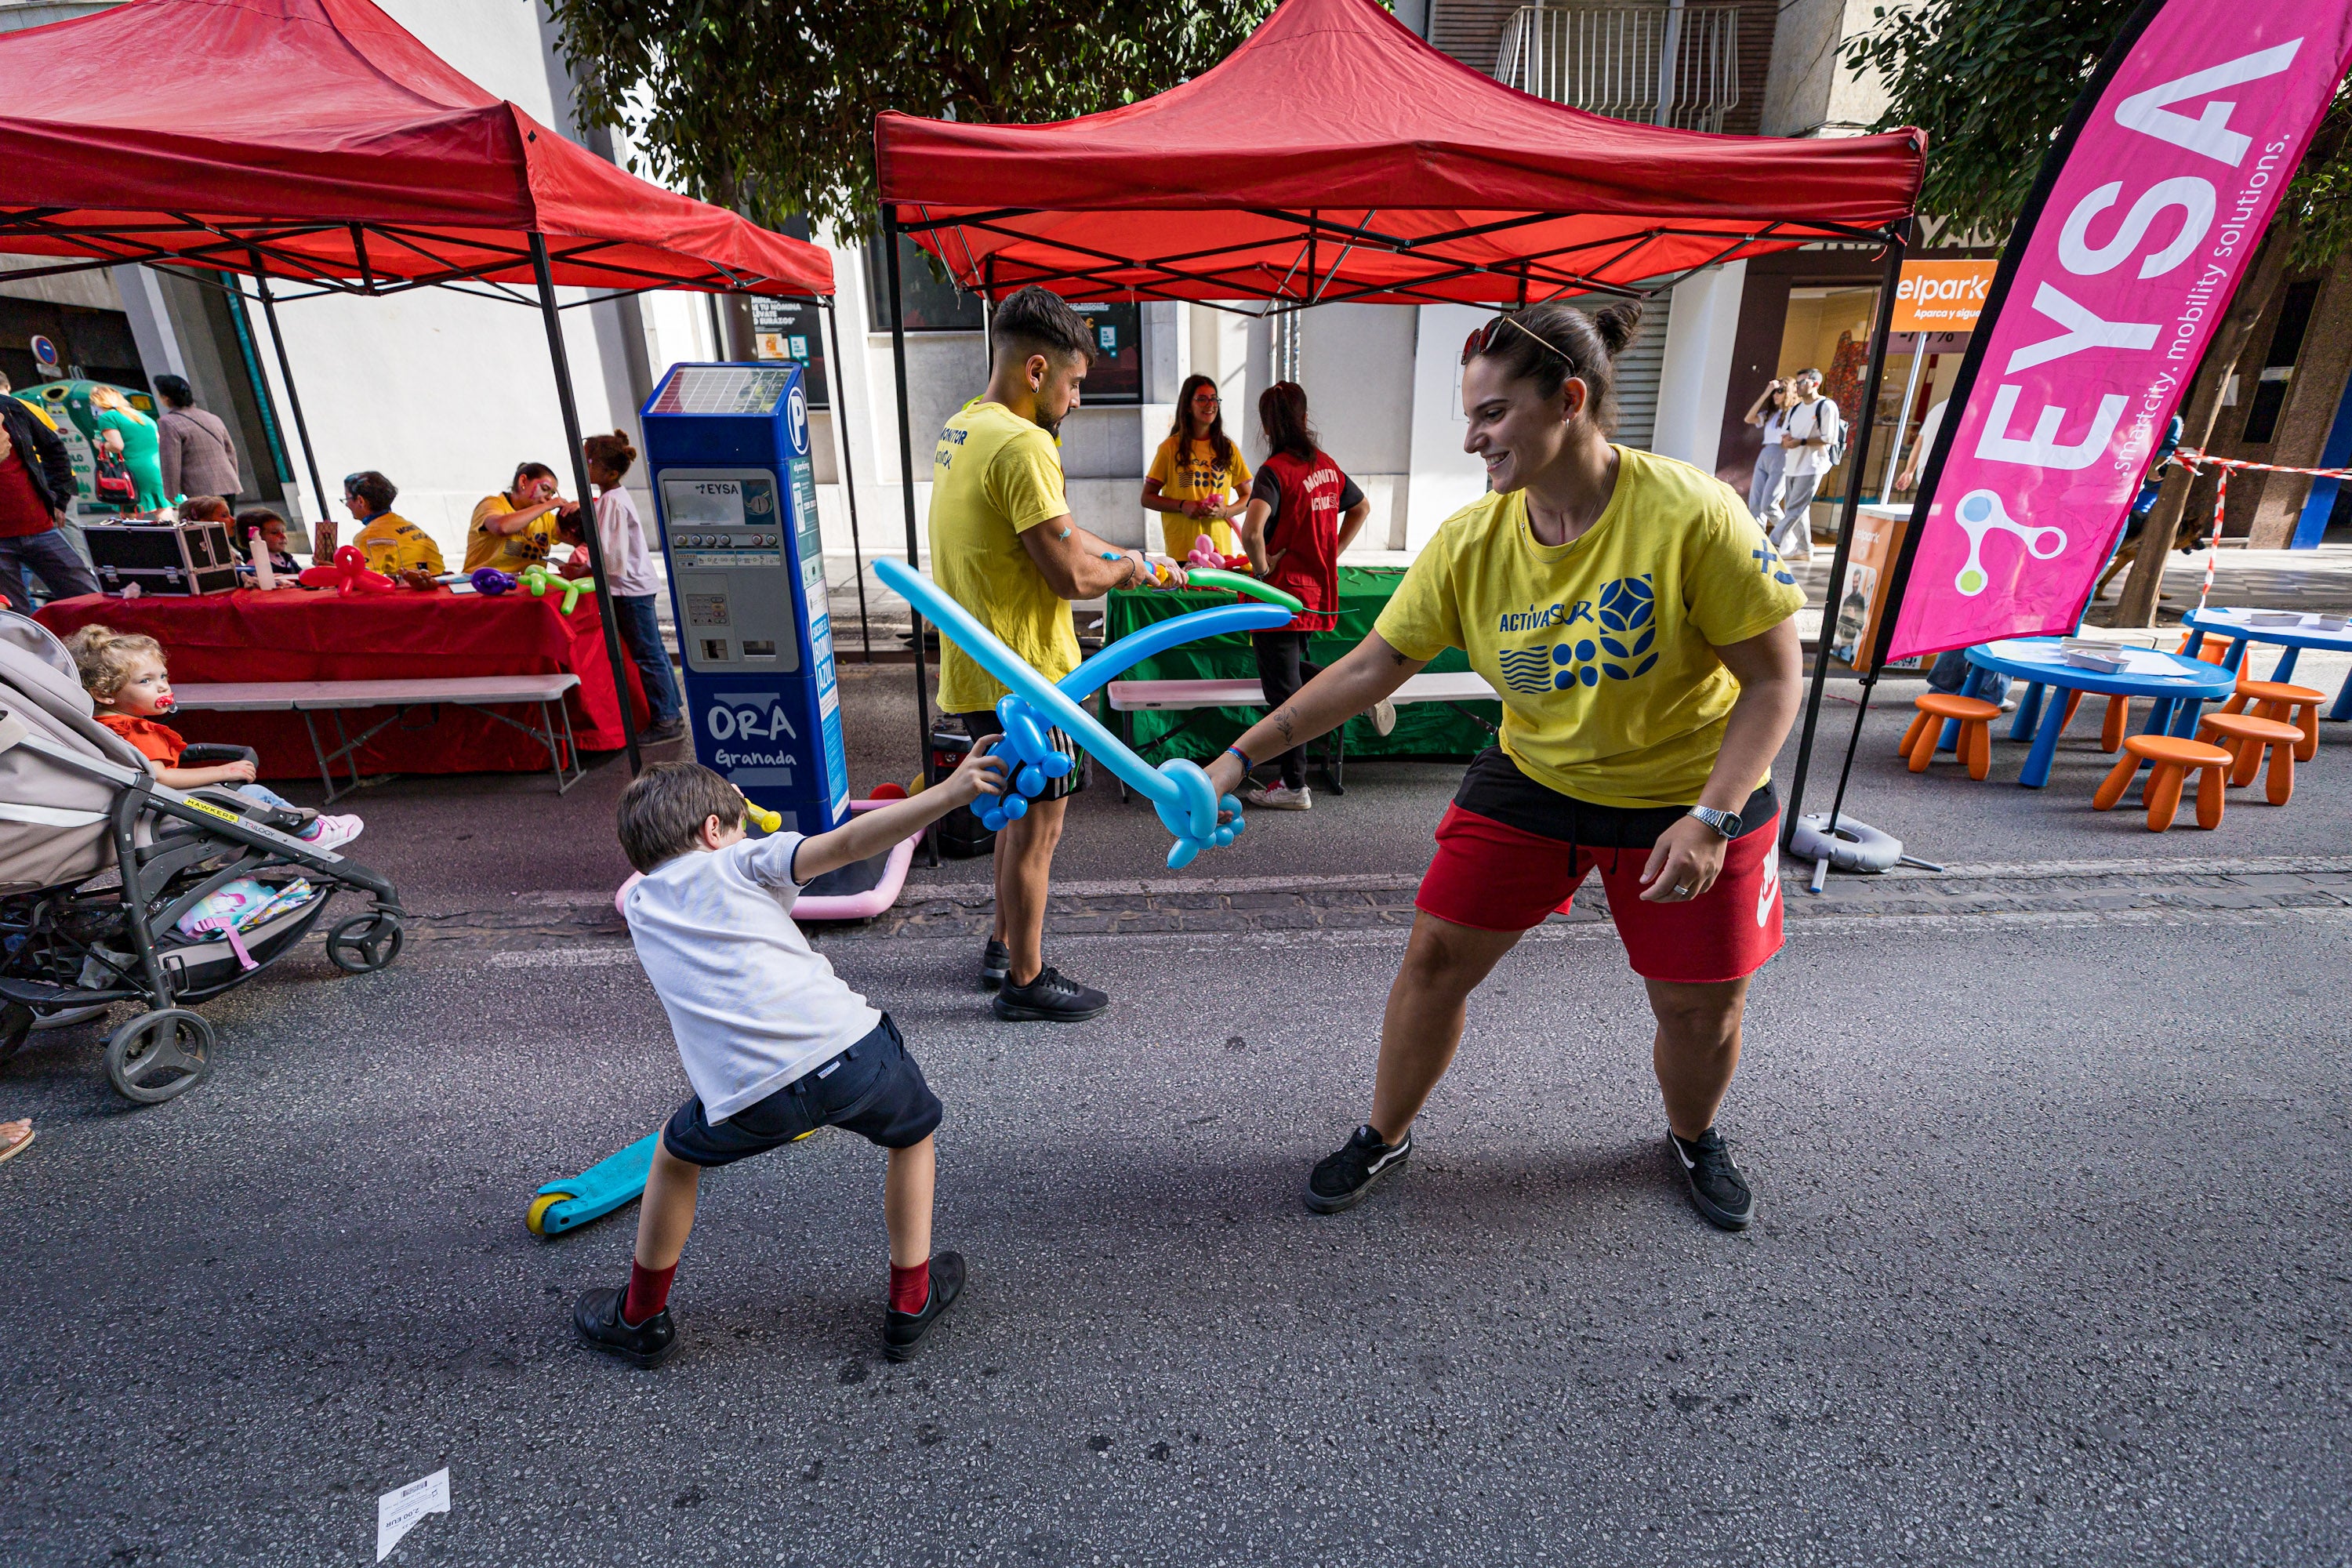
left=1105, top=565, right=1500, bottom=764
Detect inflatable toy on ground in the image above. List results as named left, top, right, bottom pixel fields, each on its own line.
left=879, top=557, right=1295, bottom=868
left=518, top=563, right=597, bottom=615
left=470, top=567, right=516, bottom=597
left=298, top=546, right=395, bottom=595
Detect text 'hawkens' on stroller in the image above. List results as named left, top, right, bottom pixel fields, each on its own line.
left=0, top=614, right=405, bottom=1103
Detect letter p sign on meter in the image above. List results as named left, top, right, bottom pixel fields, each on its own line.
left=641, top=362, right=850, bottom=832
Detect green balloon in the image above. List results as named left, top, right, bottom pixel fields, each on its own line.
left=1183, top=568, right=1303, bottom=615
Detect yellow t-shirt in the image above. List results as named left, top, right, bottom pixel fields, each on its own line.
left=927, top=401, right=1081, bottom=714
left=353, top=512, right=445, bottom=575
left=1147, top=434, right=1250, bottom=558
left=464, top=493, right=559, bottom=574
left=1374, top=446, right=1804, bottom=809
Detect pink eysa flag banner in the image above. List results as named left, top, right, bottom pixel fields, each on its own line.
left=1885, top=2, right=2352, bottom=662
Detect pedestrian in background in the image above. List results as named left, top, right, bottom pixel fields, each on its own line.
left=87, top=386, right=165, bottom=513
left=0, top=386, right=100, bottom=611
left=1740, top=377, right=1794, bottom=527
left=1763, top=367, right=1838, bottom=563
left=573, top=430, right=685, bottom=744
left=153, top=375, right=240, bottom=508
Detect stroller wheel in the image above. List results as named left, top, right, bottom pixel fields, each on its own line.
left=104, top=1008, right=214, bottom=1104
left=0, top=1002, right=31, bottom=1062
left=327, top=911, right=405, bottom=975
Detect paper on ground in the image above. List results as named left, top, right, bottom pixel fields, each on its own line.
left=376, top=1468, right=449, bottom=1562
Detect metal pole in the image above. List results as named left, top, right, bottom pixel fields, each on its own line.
left=1653, top=0, right=1686, bottom=127
left=820, top=298, right=874, bottom=662
left=884, top=214, right=935, bottom=768
left=1880, top=334, right=1929, bottom=505
left=246, top=250, right=331, bottom=546
left=1780, top=227, right=1907, bottom=844
left=529, top=233, right=643, bottom=777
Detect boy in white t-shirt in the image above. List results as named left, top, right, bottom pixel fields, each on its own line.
left=575, top=750, right=1007, bottom=1369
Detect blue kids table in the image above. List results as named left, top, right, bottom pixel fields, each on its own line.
left=1960, top=637, right=2238, bottom=789
left=2180, top=606, right=2352, bottom=721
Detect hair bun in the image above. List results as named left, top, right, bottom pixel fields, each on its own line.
left=1591, top=301, right=1643, bottom=358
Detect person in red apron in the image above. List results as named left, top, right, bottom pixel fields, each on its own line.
left=1237, top=382, right=1380, bottom=809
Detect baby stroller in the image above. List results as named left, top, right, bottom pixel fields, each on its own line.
left=0, top=614, right=405, bottom=1103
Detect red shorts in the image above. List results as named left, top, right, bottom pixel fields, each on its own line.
left=1415, top=803, right=1785, bottom=984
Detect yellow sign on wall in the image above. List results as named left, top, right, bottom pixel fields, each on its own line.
left=1891, top=260, right=1997, bottom=333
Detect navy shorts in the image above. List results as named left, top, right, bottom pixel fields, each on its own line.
left=661, top=1013, right=941, bottom=1167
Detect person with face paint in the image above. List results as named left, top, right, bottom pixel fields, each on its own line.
left=1202, top=299, right=1806, bottom=1233
left=927, top=285, right=1175, bottom=1024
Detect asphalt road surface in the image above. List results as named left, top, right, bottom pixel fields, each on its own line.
left=5, top=889, right=2350, bottom=1564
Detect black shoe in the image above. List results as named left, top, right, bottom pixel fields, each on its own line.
left=1305, top=1124, right=1412, bottom=1214
left=641, top=717, right=688, bottom=745
left=573, top=1285, right=680, bottom=1368
left=992, top=965, right=1109, bottom=1022
left=1668, top=1127, right=1754, bottom=1232
left=884, top=1250, right=967, bottom=1363
left=978, top=937, right=1011, bottom=992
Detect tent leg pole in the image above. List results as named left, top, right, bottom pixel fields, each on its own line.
left=822, top=298, right=873, bottom=663
left=531, top=233, right=642, bottom=778
left=246, top=252, right=329, bottom=543
left=1781, top=227, right=1907, bottom=844
left=884, top=216, right=935, bottom=815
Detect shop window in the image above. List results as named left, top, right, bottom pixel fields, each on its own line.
left=1069, top=301, right=1143, bottom=405
left=864, top=230, right=985, bottom=333
left=750, top=296, right=829, bottom=408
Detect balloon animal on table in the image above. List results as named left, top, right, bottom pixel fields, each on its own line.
left=877, top=559, right=1303, bottom=868
left=518, top=564, right=598, bottom=615
left=470, top=567, right=516, bottom=596
left=297, top=546, right=395, bottom=595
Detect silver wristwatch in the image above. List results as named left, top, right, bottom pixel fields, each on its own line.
left=1686, top=804, right=1741, bottom=840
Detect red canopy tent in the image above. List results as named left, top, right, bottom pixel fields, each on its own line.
left=0, top=0, right=850, bottom=770
left=873, top=0, right=1926, bottom=804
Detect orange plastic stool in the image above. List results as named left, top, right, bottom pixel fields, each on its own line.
left=2224, top=677, right=2324, bottom=762
left=2093, top=735, right=2232, bottom=831
left=2197, top=711, right=2303, bottom=804
left=1900, top=693, right=2001, bottom=779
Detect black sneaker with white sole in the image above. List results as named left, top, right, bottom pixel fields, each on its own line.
left=992, top=965, right=1109, bottom=1022
left=1305, top=1124, right=1413, bottom=1214
left=572, top=1285, right=680, bottom=1368
left=978, top=937, right=1011, bottom=992
left=1668, top=1127, right=1754, bottom=1231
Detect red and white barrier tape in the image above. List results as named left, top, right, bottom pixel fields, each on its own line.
left=2170, top=448, right=2352, bottom=611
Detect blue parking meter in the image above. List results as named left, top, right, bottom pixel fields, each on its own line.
left=640, top=361, right=850, bottom=833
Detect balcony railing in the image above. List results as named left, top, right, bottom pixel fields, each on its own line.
left=1495, top=3, right=1740, bottom=133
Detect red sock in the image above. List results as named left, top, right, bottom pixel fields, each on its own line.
left=888, top=1259, right=930, bottom=1314
left=622, top=1260, right=676, bottom=1327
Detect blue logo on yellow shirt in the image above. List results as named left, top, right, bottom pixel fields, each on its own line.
left=1495, top=574, right=1659, bottom=693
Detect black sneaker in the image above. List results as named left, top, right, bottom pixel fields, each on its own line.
left=641, top=717, right=688, bottom=745
left=1305, top=1124, right=1413, bottom=1214
left=884, top=1250, right=967, bottom=1363
left=978, top=937, right=1011, bottom=992
left=992, top=965, right=1109, bottom=1022
left=573, top=1285, right=680, bottom=1368
left=1668, top=1127, right=1754, bottom=1232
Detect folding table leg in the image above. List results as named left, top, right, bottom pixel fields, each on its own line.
left=2019, top=690, right=2070, bottom=788
left=2269, top=644, right=2300, bottom=683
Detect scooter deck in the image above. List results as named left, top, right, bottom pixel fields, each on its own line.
left=528, top=1133, right=658, bottom=1236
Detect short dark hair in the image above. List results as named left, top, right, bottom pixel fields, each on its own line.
left=154, top=374, right=194, bottom=408
left=345, top=470, right=397, bottom=514
left=990, top=285, right=1094, bottom=368
left=512, top=461, right=559, bottom=490
left=1463, top=300, right=1644, bottom=436
left=617, top=761, right=743, bottom=873
left=234, top=506, right=283, bottom=538
left=1796, top=366, right=1824, bottom=380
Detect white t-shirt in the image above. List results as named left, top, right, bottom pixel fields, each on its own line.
left=1784, top=397, right=1841, bottom=478
left=1759, top=406, right=1789, bottom=445
left=623, top=832, right=881, bottom=1122
left=595, top=485, right=662, bottom=597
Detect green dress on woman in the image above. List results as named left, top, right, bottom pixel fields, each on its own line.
left=93, top=406, right=165, bottom=511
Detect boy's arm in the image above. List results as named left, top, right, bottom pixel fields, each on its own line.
left=789, top=742, right=1011, bottom=884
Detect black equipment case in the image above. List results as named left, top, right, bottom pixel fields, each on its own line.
left=83, top=518, right=241, bottom=596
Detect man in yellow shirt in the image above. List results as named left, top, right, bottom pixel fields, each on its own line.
left=342, top=470, right=444, bottom=588
left=465, top=462, right=568, bottom=574
left=929, top=285, right=1166, bottom=1024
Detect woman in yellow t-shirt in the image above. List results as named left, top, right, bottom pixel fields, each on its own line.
left=1203, top=299, right=1806, bottom=1232
left=341, top=470, right=445, bottom=587
left=464, top=461, right=571, bottom=574
left=1142, top=374, right=1250, bottom=559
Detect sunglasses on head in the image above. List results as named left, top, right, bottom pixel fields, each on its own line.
left=1460, top=314, right=1578, bottom=372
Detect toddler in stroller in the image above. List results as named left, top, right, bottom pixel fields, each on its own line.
left=0, top=613, right=403, bottom=1103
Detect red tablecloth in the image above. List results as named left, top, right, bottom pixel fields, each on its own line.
left=35, top=588, right=648, bottom=780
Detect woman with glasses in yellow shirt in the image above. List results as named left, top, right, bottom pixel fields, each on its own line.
left=1142, top=374, right=1250, bottom=561
left=1202, top=299, right=1806, bottom=1236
